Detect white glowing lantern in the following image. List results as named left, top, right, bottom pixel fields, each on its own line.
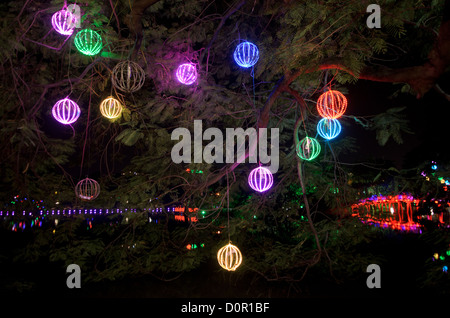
left=75, top=178, right=100, bottom=201
left=111, top=61, right=146, bottom=93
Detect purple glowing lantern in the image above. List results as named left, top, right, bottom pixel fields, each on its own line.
left=51, top=9, right=76, bottom=36
left=52, top=98, right=81, bottom=125
left=176, top=63, right=197, bottom=85
left=248, top=166, right=274, bottom=193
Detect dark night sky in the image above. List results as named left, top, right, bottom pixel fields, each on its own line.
left=341, top=79, right=449, bottom=170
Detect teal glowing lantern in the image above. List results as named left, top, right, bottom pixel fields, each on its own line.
left=74, top=29, right=102, bottom=56
left=317, top=118, right=341, bottom=140
left=296, top=137, right=321, bottom=161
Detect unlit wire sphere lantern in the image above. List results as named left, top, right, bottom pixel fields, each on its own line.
left=111, top=60, right=146, bottom=93
left=316, top=90, right=347, bottom=119
left=233, top=41, right=259, bottom=68
left=217, top=243, right=243, bottom=271
left=74, top=29, right=102, bottom=56
left=99, top=97, right=123, bottom=119
left=75, top=178, right=100, bottom=201
left=175, top=63, right=197, bottom=85
left=52, top=98, right=81, bottom=125
left=52, top=9, right=76, bottom=35
left=296, top=136, right=321, bottom=161
left=248, top=166, right=274, bottom=193
left=317, top=118, right=341, bottom=140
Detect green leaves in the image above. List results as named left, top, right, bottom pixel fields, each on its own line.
left=115, top=128, right=144, bottom=146
left=371, top=107, right=413, bottom=146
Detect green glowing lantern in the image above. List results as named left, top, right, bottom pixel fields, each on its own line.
left=296, top=136, right=321, bottom=161
left=74, top=29, right=102, bottom=56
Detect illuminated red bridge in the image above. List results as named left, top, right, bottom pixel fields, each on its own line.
left=351, top=194, right=423, bottom=232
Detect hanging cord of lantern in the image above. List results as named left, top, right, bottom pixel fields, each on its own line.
left=79, top=73, right=94, bottom=182
left=293, top=99, right=323, bottom=262
left=226, top=169, right=231, bottom=243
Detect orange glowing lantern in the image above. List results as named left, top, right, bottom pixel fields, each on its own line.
left=316, top=90, right=347, bottom=119
left=217, top=243, right=242, bottom=271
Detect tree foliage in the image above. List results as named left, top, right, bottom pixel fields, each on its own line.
left=0, top=0, right=449, bottom=290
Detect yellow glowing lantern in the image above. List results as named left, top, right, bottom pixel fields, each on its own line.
left=99, top=97, right=123, bottom=119
left=217, top=243, right=242, bottom=271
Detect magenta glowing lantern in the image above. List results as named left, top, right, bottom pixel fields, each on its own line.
left=52, top=98, right=81, bottom=125
left=176, top=63, right=197, bottom=85
left=51, top=9, right=76, bottom=36
left=248, top=166, right=274, bottom=193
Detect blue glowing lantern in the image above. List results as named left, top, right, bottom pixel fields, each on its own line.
left=317, top=118, right=341, bottom=140
left=233, top=41, right=259, bottom=68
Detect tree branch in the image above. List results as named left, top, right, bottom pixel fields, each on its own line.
left=316, top=0, right=450, bottom=98
left=126, top=0, right=163, bottom=58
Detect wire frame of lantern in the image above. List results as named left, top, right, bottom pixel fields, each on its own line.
left=51, top=9, right=77, bottom=35
left=75, top=178, right=100, bottom=201
left=176, top=63, right=198, bottom=85
left=74, top=29, right=102, bottom=56
left=317, top=118, right=342, bottom=140
left=99, top=97, right=123, bottom=119
left=248, top=166, right=274, bottom=193
left=111, top=61, right=146, bottom=93
left=296, top=136, right=321, bottom=161
left=316, top=90, right=347, bottom=119
left=52, top=98, right=81, bottom=125
left=233, top=41, right=259, bottom=68
left=217, top=243, right=243, bottom=271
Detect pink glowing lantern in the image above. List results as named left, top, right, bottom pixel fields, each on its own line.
left=51, top=9, right=77, bottom=36
left=248, top=166, right=274, bottom=192
left=52, top=98, right=81, bottom=125
left=176, top=63, right=197, bottom=85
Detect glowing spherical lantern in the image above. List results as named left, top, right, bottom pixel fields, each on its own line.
left=99, top=97, right=123, bottom=119
left=74, top=29, right=102, bottom=56
left=176, top=63, right=197, bottom=85
left=111, top=61, right=146, bottom=93
left=248, top=166, right=273, bottom=192
left=217, top=243, right=243, bottom=271
left=317, top=118, right=341, bottom=140
left=233, top=41, right=259, bottom=68
left=52, top=98, right=81, bottom=125
left=75, top=178, right=100, bottom=201
left=316, top=90, right=347, bottom=119
left=296, top=137, right=321, bottom=161
left=51, top=9, right=76, bottom=35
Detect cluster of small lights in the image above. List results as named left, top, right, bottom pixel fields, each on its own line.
left=0, top=206, right=202, bottom=219
left=432, top=248, right=450, bottom=274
